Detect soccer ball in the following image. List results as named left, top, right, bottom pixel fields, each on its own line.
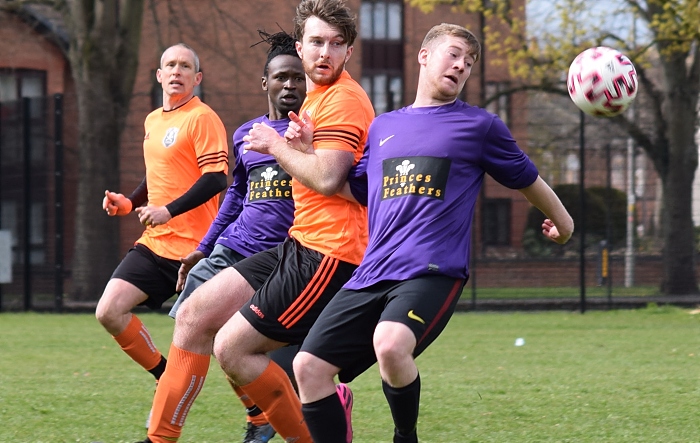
left=567, top=46, right=638, bottom=117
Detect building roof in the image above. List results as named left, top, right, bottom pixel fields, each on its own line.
left=19, top=3, right=69, bottom=50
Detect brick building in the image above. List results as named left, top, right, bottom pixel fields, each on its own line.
left=0, top=0, right=530, bottom=298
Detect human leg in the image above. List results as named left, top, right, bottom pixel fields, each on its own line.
left=96, top=279, right=165, bottom=374
left=96, top=244, right=179, bottom=380
left=374, top=276, right=465, bottom=442
left=374, top=321, right=420, bottom=442
left=146, top=267, right=255, bottom=443
left=295, top=285, right=382, bottom=443
left=295, top=351, right=346, bottom=443
left=169, top=244, right=245, bottom=318
left=214, top=239, right=358, bottom=443
left=214, top=312, right=310, bottom=442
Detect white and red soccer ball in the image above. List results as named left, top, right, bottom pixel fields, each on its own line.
left=567, top=46, right=638, bottom=117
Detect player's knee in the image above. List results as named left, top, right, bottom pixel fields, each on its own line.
left=293, top=351, right=323, bottom=386
left=292, top=352, right=330, bottom=386
left=174, top=295, right=200, bottom=330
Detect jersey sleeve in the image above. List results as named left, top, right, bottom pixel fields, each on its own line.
left=480, top=115, right=539, bottom=189
left=190, top=111, right=229, bottom=175
left=312, top=88, right=371, bottom=154
left=197, top=130, right=247, bottom=255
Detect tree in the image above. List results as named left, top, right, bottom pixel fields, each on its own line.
left=3, top=0, right=145, bottom=299
left=410, top=0, right=700, bottom=295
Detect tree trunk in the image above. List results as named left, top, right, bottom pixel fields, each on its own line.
left=659, top=80, right=699, bottom=295
left=64, top=0, right=145, bottom=300
left=70, top=77, right=124, bottom=300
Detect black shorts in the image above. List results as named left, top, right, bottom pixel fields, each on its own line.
left=111, top=243, right=180, bottom=310
left=300, top=274, right=466, bottom=383
left=233, top=237, right=357, bottom=345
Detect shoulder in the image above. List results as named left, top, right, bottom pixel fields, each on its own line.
left=316, top=80, right=374, bottom=123
left=235, top=115, right=267, bottom=136
left=144, top=108, right=163, bottom=123
left=186, top=98, right=225, bottom=124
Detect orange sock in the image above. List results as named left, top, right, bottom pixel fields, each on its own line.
left=240, top=361, right=312, bottom=443
left=113, top=314, right=161, bottom=371
left=231, top=383, right=268, bottom=426
left=147, top=343, right=210, bottom=443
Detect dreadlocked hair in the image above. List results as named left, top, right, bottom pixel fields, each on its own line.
left=253, top=29, right=299, bottom=77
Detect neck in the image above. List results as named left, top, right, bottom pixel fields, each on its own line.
left=163, top=93, right=194, bottom=111
left=413, top=79, right=458, bottom=108
left=412, top=94, right=456, bottom=108
left=268, top=104, right=285, bottom=121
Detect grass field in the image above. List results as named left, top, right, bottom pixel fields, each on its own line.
left=1, top=307, right=698, bottom=442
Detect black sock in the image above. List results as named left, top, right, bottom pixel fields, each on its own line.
left=148, top=355, right=167, bottom=380
left=301, top=393, right=346, bottom=443
left=246, top=405, right=263, bottom=417
left=383, top=374, right=421, bottom=442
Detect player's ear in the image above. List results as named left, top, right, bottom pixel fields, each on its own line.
left=261, top=76, right=268, bottom=91
left=418, top=47, right=429, bottom=67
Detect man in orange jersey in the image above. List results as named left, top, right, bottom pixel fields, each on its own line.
left=96, top=43, right=228, bottom=424
left=138, top=1, right=373, bottom=442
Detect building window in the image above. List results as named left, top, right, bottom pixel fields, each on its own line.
left=151, top=72, right=204, bottom=109
left=482, top=198, right=511, bottom=246
left=360, top=0, right=403, bottom=114
left=485, top=82, right=510, bottom=125
left=0, top=70, right=47, bottom=163
left=0, top=69, right=47, bottom=265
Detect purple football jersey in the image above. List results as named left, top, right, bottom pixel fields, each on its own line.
left=197, top=116, right=294, bottom=257
left=344, top=100, right=538, bottom=289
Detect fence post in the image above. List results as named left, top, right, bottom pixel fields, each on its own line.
left=579, top=110, right=586, bottom=314
left=0, top=99, right=3, bottom=312
left=22, top=97, right=32, bottom=311
left=54, top=94, right=64, bottom=312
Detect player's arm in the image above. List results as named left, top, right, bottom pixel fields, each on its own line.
left=518, top=176, right=574, bottom=244
left=197, top=170, right=246, bottom=256
left=103, top=177, right=148, bottom=216
left=135, top=172, right=227, bottom=227
left=245, top=122, right=353, bottom=195
left=337, top=153, right=368, bottom=205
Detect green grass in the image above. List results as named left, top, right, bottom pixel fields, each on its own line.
left=1, top=308, right=698, bottom=442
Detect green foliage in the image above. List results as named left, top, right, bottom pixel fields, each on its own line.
left=2, top=311, right=699, bottom=442
left=523, top=184, right=627, bottom=257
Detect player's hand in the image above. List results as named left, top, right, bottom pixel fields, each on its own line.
left=243, top=122, right=284, bottom=155
left=542, top=219, right=571, bottom=245
left=284, top=110, right=314, bottom=153
left=135, top=205, right=172, bottom=228
left=177, top=250, right=205, bottom=292
left=103, top=190, right=132, bottom=216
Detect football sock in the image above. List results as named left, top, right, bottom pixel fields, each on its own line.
left=241, top=360, right=311, bottom=442
left=149, top=356, right=167, bottom=380
left=147, top=343, right=210, bottom=443
left=301, top=391, right=347, bottom=443
left=113, top=314, right=162, bottom=373
left=231, top=383, right=268, bottom=426
left=383, top=374, right=421, bottom=439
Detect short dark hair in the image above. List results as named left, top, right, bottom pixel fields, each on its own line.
left=253, top=29, right=299, bottom=77
left=421, top=23, right=481, bottom=63
left=293, top=0, right=357, bottom=47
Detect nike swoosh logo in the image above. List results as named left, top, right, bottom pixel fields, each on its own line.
left=379, top=134, right=395, bottom=146
left=407, top=310, right=425, bottom=324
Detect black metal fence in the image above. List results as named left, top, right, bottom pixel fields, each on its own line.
left=1, top=91, right=697, bottom=313
left=0, top=94, right=64, bottom=311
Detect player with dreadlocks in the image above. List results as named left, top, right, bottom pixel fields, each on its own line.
left=138, top=30, right=306, bottom=443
